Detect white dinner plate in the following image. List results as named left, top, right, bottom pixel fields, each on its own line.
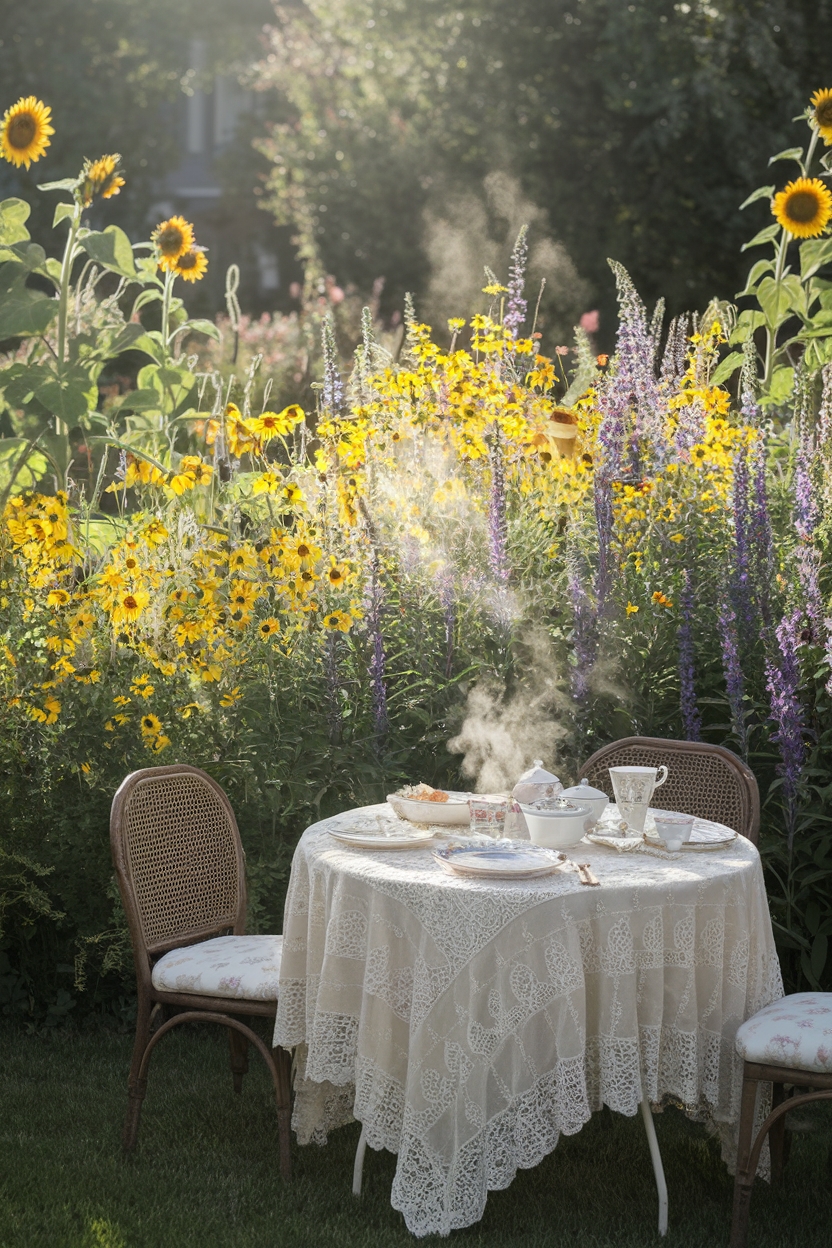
left=387, top=790, right=473, bottom=826
left=328, top=817, right=436, bottom=850
left=432, top=841, right=567, bottom=879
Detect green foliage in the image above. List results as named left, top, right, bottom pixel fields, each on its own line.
left=253, top=0, right=832, bottom=330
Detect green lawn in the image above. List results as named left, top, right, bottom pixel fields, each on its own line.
left=1, top=1022, right=830, bottom=1248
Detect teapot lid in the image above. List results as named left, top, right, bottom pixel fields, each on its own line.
left=516, top=759, right=561, bottom=786
left=561, top=778, right=609, bottom=801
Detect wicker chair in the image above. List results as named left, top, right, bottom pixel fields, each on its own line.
left=576, top=735, right=761, bottom=1236
left=579, top=736, right=760, bottom=845
left=730, top=995, right=832, bottom=1246
left=110, top=764, right=292, bottom=1177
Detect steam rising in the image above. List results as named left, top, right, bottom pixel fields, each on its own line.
left=422, top=170, right=590, bottom=341
left=448, top=629, right=570, bottom=792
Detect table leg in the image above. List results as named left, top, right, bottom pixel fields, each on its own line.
left=639, top=1098, right=668, bottom=1237
left=352, top=1123, right=368, bottom=1196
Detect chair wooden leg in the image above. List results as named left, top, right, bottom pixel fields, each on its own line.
left=123, top=999, right=153, bottom=1152
left=768, top=1083, right=788, bottom=1186
left=229, top=1025, right=249, bottom=1095
left=729, top=1068, right=760, bottom=1248
left=274, top=1045, right=292, bottom=1181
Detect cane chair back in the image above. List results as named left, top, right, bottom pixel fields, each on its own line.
left=579, top=736, right=759, bottom=845
left=111, top=764, right=246, bottom=957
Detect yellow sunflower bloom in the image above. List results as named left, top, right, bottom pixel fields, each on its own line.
left=323, top=610, right=353, bottom=633
left=327, top=562, right=348, bottom=588
left=225, top=403, right=261, bottom=457
left=152, top=216, right=195, bottom=269
left=0, top=96, right=54, bottom=169
left=258, top=617, right=281, bottom=639
left=46, top=588, right=70, bottom=608
left=229, top=580, right=258, bottom=611
left=79, top=153, right=125, bottom=207
left=772, top=177, right=832, bottom=239
left=811, top=88, right=832, bottom=145
left=112, top=588, right=150, bottom=624
left=228, top=546, right=258, bottom=572
left=140, top=713, right=163, bottom=738
left=173, top=248, right=208, bottom=283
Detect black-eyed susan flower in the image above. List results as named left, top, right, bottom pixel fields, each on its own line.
left=80, top=153, right=125, bottom=207
left=0, top=96, right=54, bottom=168
left=772, top=177, right=832, bottom=239
left=249, top=405, right=303, bottom=440
left=327, top=563, right=348, bottom=588
left=152, top=216, right=194, bottom=269
left=811, top=88, right=832, bottom=144
left=173, top=247, right=208, bottom=283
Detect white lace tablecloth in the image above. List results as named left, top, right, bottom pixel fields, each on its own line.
left=274, top=805, right=783, bottom=1237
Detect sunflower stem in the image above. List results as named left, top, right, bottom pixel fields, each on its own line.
left=160, top=269, right=175, bottom=363
left=802, top=128, right=820, bottom=178
left=763, top=228, right=790, bottom=387
left=55, top=201, right=83, bottom=432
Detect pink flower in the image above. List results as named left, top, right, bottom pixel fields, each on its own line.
left=580, top=309, right=600, bottom=334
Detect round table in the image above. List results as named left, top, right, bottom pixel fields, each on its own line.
left=274, top=805, right=783, bottom=1237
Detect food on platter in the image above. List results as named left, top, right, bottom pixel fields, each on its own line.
left=396, top=783, right=449, bottom=803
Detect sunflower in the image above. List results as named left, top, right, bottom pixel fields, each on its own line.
left=140, top=713, right=162, bottom=738
left=772, top=177, right=832, bottom=238
left=327, top=563, right=348, bottom=588
left=323, top=610, right=353, bottom=633
left=112, top=588, right=150, bottom=623
left=258, top=617, right=281, bottom=639
left=173, top=248, right=208, bottom=283
left=152, top=216, right=194, bottom=269
left=0, top=96, right=54, bottom=169
left=80, top=153, right=125, bottom=207
left=46, top=588, right=70, bottom=608
left=249, top=405, right=304, bottom=440
left=811, top=88, right=832, bottom=144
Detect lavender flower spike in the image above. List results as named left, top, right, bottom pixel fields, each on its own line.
left=717, top=595, right=748, bottom=758
left=765, top=611, right=807, bottom=849
left=503, top=225, right=528, bottom=341
left=488, top=433, right=509, bottom=584
left=321, top=313, right=345, bottom=415
left=677, top=570, right=702, bottom=741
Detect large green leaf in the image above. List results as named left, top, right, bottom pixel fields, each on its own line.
left=729, top=309, right=766, bottom=344
left=0, top=198, right=31, bottom=245
left=0, top=272, right=58, bottom=339
left=79, top=225, right=137, bottom=279
left=113, top=388, right=163, bottom=413
left=760, top=365, right=794, bottom=408
left=181, top=318, right=221, bottom=342
left=735, top=258, right=773, bottom=298
left=800, top=237, right=832, bottom=281
left=710, top=351, right=744, bottom=386
left=0, top=438, right=49, bottom=494
left=755, top=274, right=805, bottom=328
left=739, top=185, right=775, bottom=210
left=741, top=224, right=780, bottom=252
left=34, top=368, right=98, bottom=422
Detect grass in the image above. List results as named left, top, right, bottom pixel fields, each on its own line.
left=1, top=1021, right=831, bottom=1248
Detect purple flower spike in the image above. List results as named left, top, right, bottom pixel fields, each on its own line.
left=717, top=595, right=748, bottom=758
left=321, top=313, right=345, bottom=415
left=503, top=226, right=528, bottom=341
left=569, top=568, right=598, bottom=704
left=677, top=570, right=702, bottom=741
left=488, top=435, right=509, bottom=584
left=765, top=610, right=807, bottom=849
left=731, top=442, right=754, bottom=629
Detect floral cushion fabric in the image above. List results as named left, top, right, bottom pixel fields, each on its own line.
left=152, top=934, right=283, bottom=1001
left=735, top=992, right=832, bottom=1072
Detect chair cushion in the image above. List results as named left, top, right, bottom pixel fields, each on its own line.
left=735, top=992, right=832, bottom=1073
left=151, top=934, right=283, bottom=1001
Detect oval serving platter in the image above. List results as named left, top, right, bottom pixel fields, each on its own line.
left=432, top=841, right=567, bottom=879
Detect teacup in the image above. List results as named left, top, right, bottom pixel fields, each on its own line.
left=609, top=765, right=668, bottom=834
left=652, top=812, right=694, bottom=851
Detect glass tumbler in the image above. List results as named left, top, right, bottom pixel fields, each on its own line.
left=467, top=797, right=509, bottom=838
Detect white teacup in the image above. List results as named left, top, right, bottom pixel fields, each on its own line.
left=609, top=765, right=668, bottom=834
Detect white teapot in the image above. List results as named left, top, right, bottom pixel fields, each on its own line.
left=512, top=760, right=563, bottom=806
